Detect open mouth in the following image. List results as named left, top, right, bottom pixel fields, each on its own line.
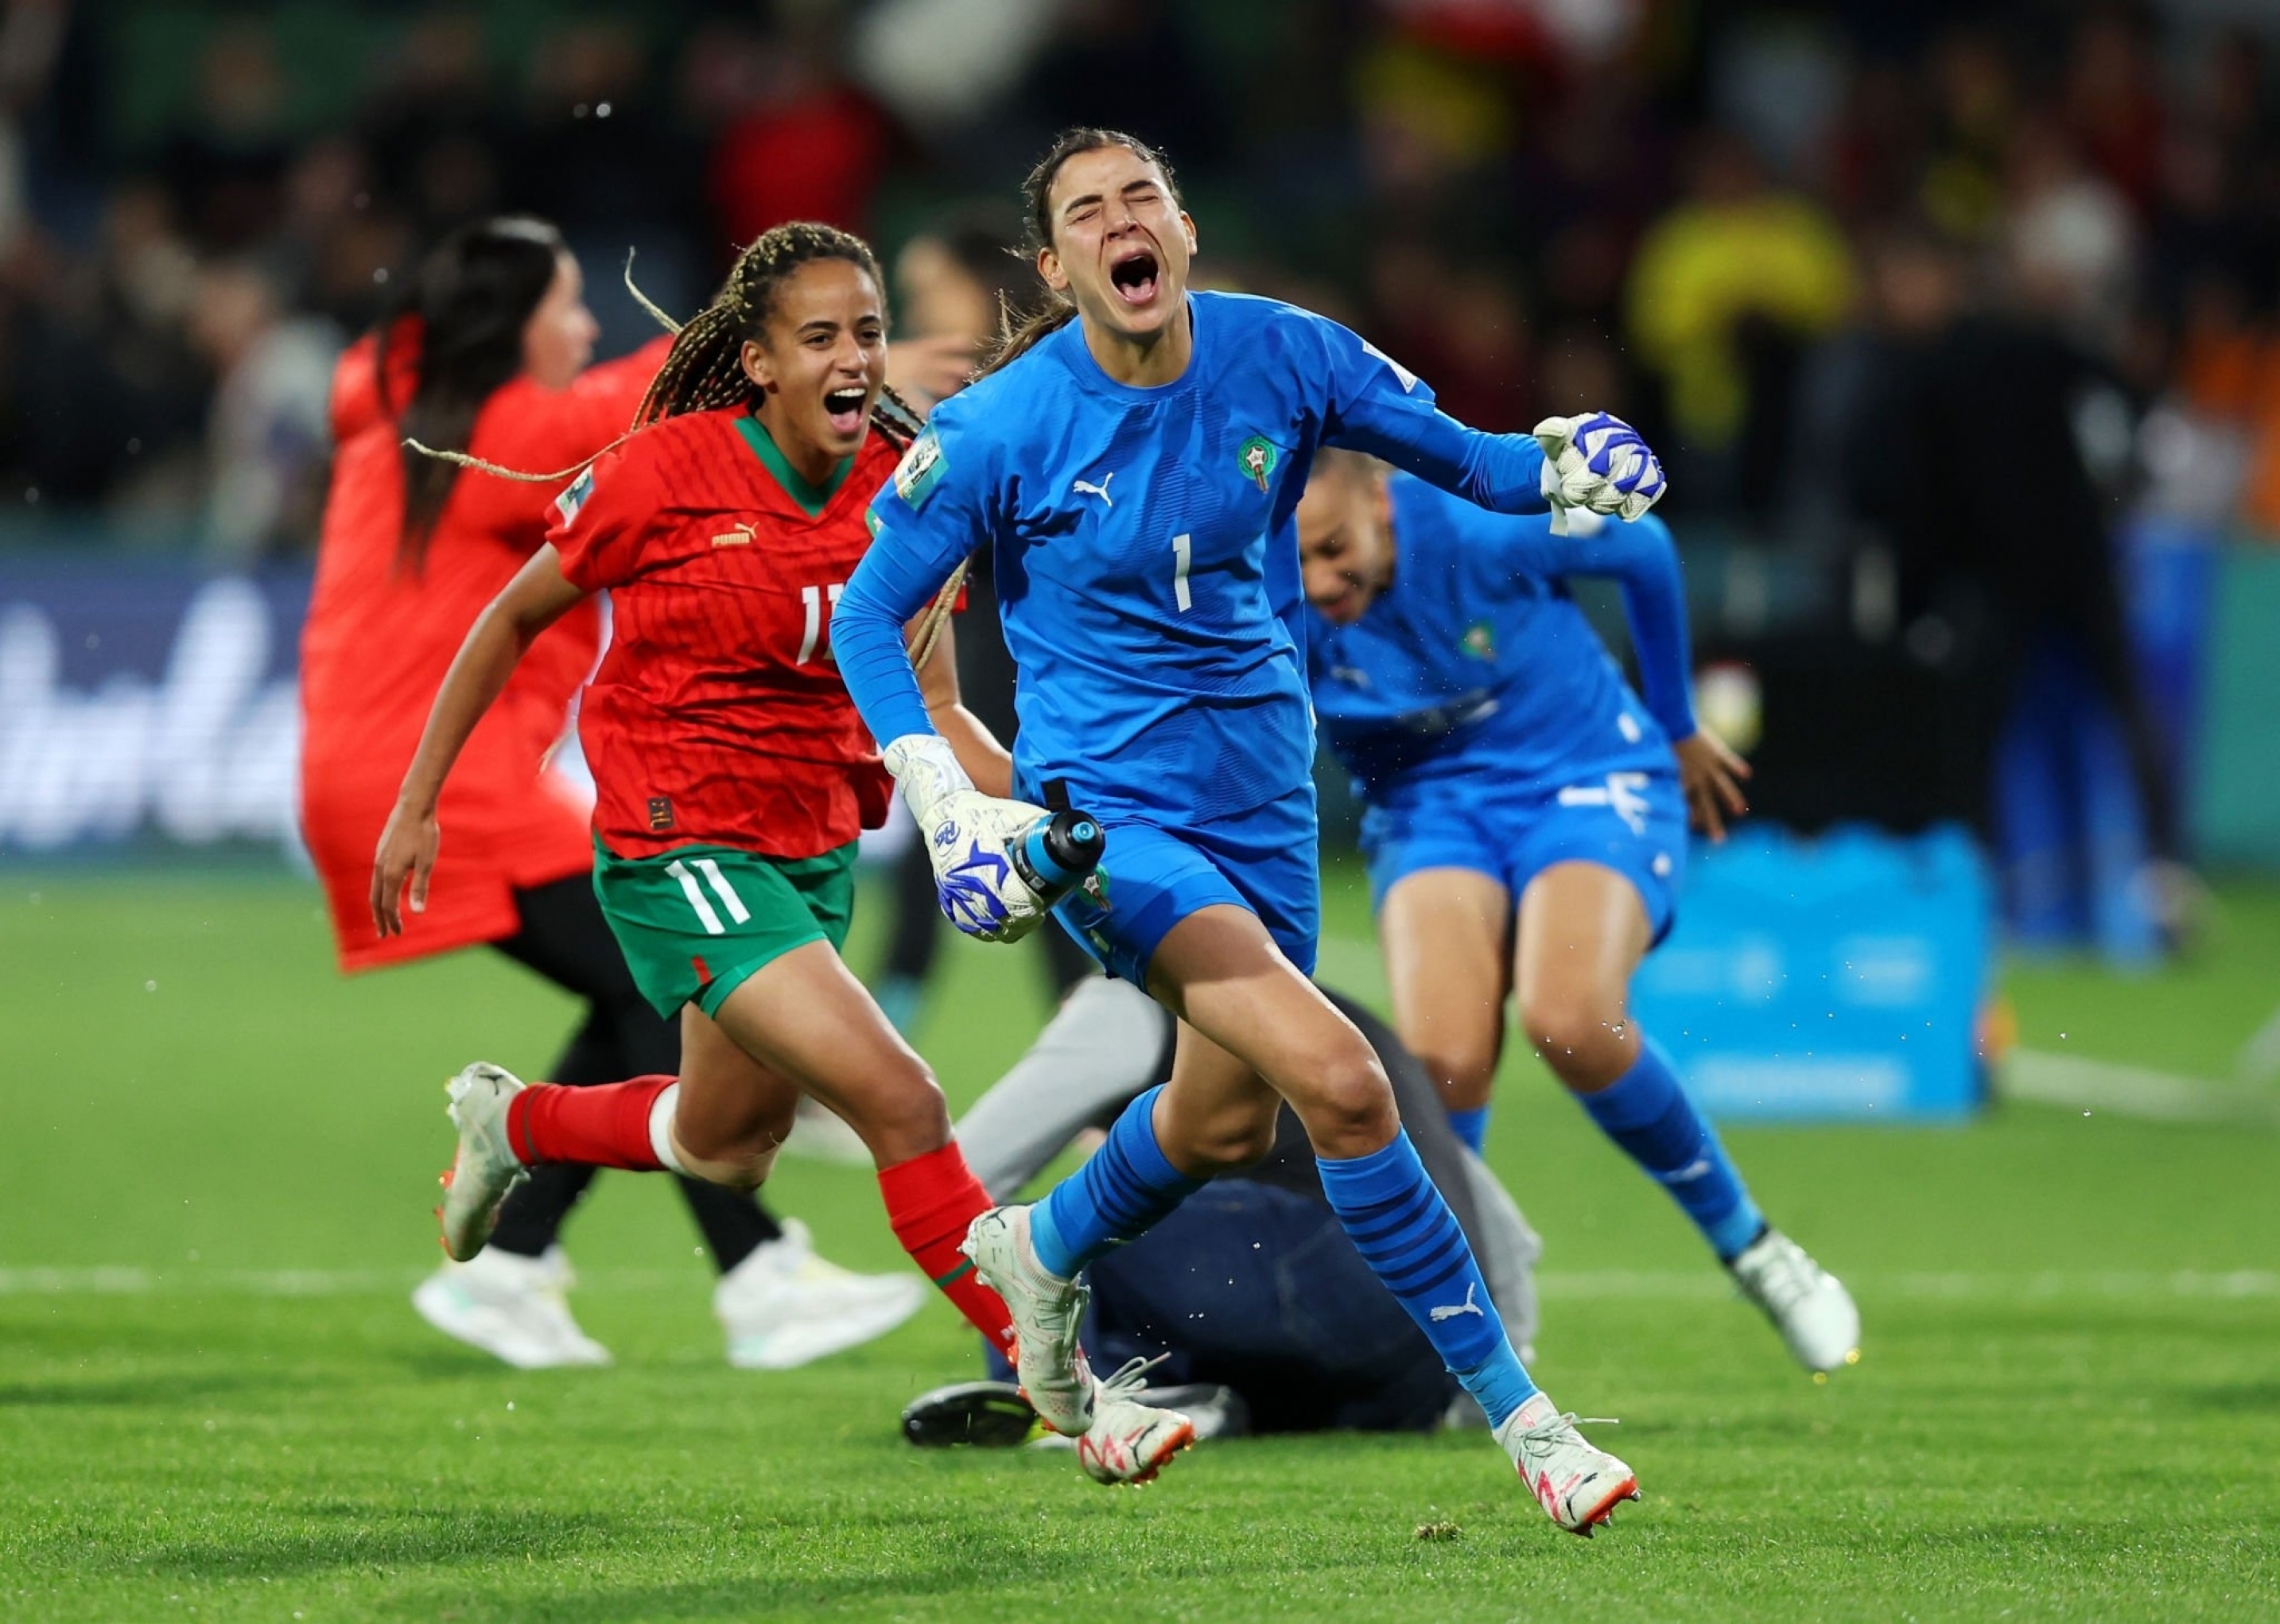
left=1109, top=247, right=1160, bottom=306
left=824, top=386, right=868, bottom=436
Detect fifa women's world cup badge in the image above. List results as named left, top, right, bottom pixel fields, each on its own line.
left=1238, top=435, right=1278, bottom=493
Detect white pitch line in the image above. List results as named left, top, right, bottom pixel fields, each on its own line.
left=2, top=1266, right=2272, bottom=1300
left=2002, top=1049, right=2280, bottom=1126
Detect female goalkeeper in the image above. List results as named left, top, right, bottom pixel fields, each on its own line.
left=1294, top=449, right=1860, bottom=1375
left=831, top=128, right=1664, bottom=1535
left=369, top=221, right=1194, bottom=1486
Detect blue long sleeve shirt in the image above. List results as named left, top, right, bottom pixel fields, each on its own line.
left=1306, top=477, right=1696, bottom=804
left=830, top=291, right=1551, bottom=826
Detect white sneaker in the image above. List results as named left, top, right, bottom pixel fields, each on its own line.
left=715, top=1218, right=926, bottom=1369
left=1076, top=1357, right=1196, bottom=1486
left=961, top=1205, right=1094, bottom=1436
left=1729, top=1228, right=1861, bottom=1375
left=1497, top=1393, right=1640, bottom=1537
left=411, top=1245, right=611, bottom=1369
left=780, top=1095, right=874, bottom=1166
left=438, top=1063, right=530, bottom=1261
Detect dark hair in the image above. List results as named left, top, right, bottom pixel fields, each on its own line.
left=635, top=220, right=922, bottom=446
left=981, top=128, right=1180, bottom=379
left=906, top=208, right=1039, bottom=344
left=381, top=216, right=567, bottom=574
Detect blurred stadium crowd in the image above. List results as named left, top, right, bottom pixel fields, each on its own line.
left=0, top=0, right=2276, bottom=571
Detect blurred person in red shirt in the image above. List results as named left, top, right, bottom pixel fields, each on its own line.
left=707, top=8, right=894, bottom=251
left=301, top=216, right=921, bottom=1373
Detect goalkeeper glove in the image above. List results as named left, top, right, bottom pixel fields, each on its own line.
left=1534, top=413, right=1668, bottom=530
left=883, top=734, right=1057, bottom=943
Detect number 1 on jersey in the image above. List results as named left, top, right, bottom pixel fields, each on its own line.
left=1171, top=534, right=1193, bottom=612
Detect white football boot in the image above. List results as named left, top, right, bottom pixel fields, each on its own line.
left=438, top=1063, right=530, bottom=1262
left=714, top=1219, right=927, bottom=1369
left=960, top=1205, right=1095, bottom=1436
left=411, top=1245, right=611, bottom=1369
left=1728, top=1228, right=1861, bottom=1375
left=1076, top=1357, right=1196, bottom=1486
left=1497, top=1393, right=1640, bottom=1537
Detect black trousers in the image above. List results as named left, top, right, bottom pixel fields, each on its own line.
left=480, top=874, right=779, bottom=1271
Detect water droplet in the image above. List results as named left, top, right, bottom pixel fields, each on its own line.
left=596, top=101, right=613, bottom=118
left=506, top=1401, right=515, bottom=1411
left=145, top=980, right=157, bottom=992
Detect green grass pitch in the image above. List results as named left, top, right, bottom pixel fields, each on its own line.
left=2, top=861, right=2276, bottom=1622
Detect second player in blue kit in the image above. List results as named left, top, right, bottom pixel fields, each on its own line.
left=1296, top=451, right=1862, bottom=1375
left=833, top=128, right=1665, bottom=1531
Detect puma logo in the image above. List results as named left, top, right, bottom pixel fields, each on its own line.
left=712, top=524, right=755, bottom=548
left=1071, top=472, right=1115, bottom=509
left=1429, top=1281, right=1485, bottom=1323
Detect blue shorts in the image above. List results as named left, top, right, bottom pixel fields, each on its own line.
left=1050, top=785, right=1321, bottom=990
left=1361, top=767, right=1688, bottom=944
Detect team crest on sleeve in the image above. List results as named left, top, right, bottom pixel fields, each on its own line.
left=1361, top=340, right=1420, bottom=394
left=1461, top=620, right=1497, bottom=660
left=1237, top=435, right=1280, bottom=493
left=553, top=467, right=596, bottom=526
left=894, top=427, right=947, bottom=509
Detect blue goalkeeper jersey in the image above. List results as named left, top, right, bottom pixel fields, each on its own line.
left=1306, top=477, right=1699, bottom=804
left=833, top=291, right=1555, bottom=826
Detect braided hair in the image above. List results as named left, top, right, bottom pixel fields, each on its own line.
left=636, top=221, right=923, bottom=447
left=981, top=128, right=1182, bottom=381
left=403, top=222, right=922, bottom=487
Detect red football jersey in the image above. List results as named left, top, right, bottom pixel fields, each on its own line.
left=550, top=407, right=899, bottom=860
left=301, top=325, right=671, bottom=973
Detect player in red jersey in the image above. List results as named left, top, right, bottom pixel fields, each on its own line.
left=303, top=216, right=917, bottom=1372
left=370, top=222, right=1193, bottom=1484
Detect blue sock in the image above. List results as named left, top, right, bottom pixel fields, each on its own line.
left=1029, top=1086, right=1202, bottom=1280
left=1445, top=1105, right=1491, bottom=1156
left=1317, top=1129, right=1537, bottom=1428
left=1577, top=1036, right=1765, bottom=1261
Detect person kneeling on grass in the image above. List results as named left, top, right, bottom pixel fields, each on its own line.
left=902, top=979, right=1543, bottom=1447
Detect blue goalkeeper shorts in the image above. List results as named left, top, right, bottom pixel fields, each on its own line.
left=1049, top=783, right=1320, bottom=990
left=1361, top=766, right=1688, bottom=943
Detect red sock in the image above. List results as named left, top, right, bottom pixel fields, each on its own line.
left=879, top=1142, right=1016, bottom=1355
left=504, top=1076, right=675, bottom=1170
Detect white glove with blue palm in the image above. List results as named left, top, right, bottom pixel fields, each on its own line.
left=1534, top=412, right=1668, bottom=531
left=884, top=734, right=1054, bottom=943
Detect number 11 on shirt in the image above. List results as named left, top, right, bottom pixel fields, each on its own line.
left=798, top=581, right=846, bottom=664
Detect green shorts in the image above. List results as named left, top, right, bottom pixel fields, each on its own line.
left=592, top=838, right=856, bottom=1020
